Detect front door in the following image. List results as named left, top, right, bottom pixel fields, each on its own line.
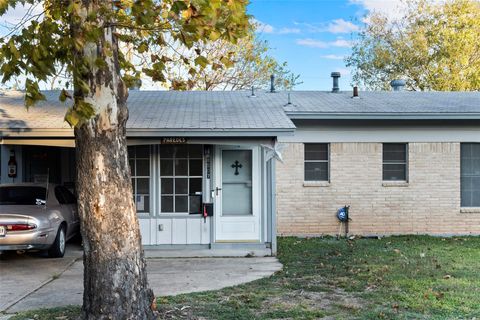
left=214, top=146, right=261, bottom=242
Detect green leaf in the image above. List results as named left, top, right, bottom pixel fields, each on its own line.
left=194, top=56, right=209, bottom=68
left=24, top=79, right=46, bottom=109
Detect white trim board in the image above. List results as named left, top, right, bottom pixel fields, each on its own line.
left=278, top=126, right=480, bottom=143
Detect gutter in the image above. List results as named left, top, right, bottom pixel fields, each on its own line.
left=286, top=112, right=480, bottom=120
left=0, top=128, right=296, bottom=139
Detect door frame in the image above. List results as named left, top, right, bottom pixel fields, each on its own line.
left=213, top=145, right=261, bottom=242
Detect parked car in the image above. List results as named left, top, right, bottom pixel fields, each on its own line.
left=0, top=183, right=79, bottom=258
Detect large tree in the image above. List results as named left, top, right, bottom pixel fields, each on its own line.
left=346, top=0, right=480, bottom=91
left=0, top=1, right=248, bottom=319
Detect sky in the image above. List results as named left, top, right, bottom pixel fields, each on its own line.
left=0, top=0, right=408, bottom=91
left=248, top=0, right=406, bottom=90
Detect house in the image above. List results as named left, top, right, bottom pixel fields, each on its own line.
left=1, top=76, right=480, bottom=256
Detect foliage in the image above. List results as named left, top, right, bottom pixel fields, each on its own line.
left=346, top=0, right=480, bottom=91
left=157, top=27, right=300, bottom=91
left=12, top=236, right=480, bottom=319
left=0, top=0, right=249, bottom=124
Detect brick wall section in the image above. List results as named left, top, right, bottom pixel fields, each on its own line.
left=276, top=142, right=480, bottom=236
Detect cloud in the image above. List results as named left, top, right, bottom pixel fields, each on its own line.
left=296, top=39, right=329, bottom=48
left=349, top=0, right=407, bottom=20
left=253, top=19, right=301, bottom=35
left=331, top=39, right=353, bottom=48
left=253, top=19, right=275, bottom=34
left=321, top=54, right=345, bottom=60
left=293, top=19, right=359, bottom=34
left=296, top=38, right=353, bottom=49
left=327, top=19, right=359, bottom=33
left=277, top=27, right=301, bottom=34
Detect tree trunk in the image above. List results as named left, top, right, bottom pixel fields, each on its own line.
left=72, top=2, right=155, bottom=319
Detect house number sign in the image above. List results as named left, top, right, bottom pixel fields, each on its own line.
left=161, top=137, right=187, bottom=144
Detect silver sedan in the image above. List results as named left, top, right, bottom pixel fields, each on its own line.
left=0, top=183, right=80, bottom=258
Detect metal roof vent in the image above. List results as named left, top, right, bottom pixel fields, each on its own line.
left=270, top=74, right=276, bottom=93
left=331, top=72, right=341, bottom=93
left=390, top=79, right=406, bottom=91
left=249, top=86, right=256, bottom=98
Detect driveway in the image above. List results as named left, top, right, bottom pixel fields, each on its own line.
left=0, top=244, right=282, bottom=315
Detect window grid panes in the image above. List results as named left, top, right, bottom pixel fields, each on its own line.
left=304, top=143, right=329, bottom=181
left=383, top=143, right=408, bottom=181
left=160, top=145, right=203, bottom=214
left=128, top=145, right=150, bottom=213
left=461, top=143, right=480, bottom=207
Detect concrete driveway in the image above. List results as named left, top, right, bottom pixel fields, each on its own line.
left=0, top=244, right=282, bottom=315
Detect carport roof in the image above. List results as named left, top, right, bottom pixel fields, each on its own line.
left=0, top=90, right=295, bottom=138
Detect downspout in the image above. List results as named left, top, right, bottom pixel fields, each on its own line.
left=270, top=159, right=277, bottom=256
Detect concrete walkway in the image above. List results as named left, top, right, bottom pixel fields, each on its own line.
left=0, top=244, right=282, bottom=315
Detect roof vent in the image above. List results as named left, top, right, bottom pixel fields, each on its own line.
left=352, top=86, right=359, bottom=98
left=249, top=86, right=256, bottom=98
left=270, top=74, right=276, bottom=93
left=390, top=79, right=406, bottom=91
left=331, top=72, right=341, bottom=93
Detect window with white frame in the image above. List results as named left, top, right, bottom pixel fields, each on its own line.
left=128, top=145, right=150, bottom=213
left=461, top=143, right=480, bottom=207
left=160, top=145, right=203, bottom=214
left=304, top=143, right=329, bottom=181
left=383, top=143, right=408, bottom=181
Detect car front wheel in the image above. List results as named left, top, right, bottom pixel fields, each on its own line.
left=48, top=226, right=66, bottom=258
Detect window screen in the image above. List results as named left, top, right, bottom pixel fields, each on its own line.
left=304, top=143, right=329, bottom=181
left=461, top=143, right=480, bottom=207
left=160, top=145, right=203, bottom=214
left=128, top=145, right=151, bottom=213
left=383, top=143, right=408, bottom=181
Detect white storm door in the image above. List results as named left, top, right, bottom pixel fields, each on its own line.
left=214, top=146, right=261, bottom=242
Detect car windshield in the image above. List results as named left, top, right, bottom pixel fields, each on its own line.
left=0, top=186, right=47, bottom=205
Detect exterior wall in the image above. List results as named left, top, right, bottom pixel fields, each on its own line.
left=276, top=142, right=480, bottom=236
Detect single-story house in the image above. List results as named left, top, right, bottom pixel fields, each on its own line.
left=1, top=76, right=480, bottom=256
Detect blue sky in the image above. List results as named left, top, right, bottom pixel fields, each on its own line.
left=247, top=0, right=400, bottom=90
left=0, top=0, right=405, bottom=91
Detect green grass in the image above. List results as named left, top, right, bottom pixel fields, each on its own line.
left=8, top=236, right=480, bottom=319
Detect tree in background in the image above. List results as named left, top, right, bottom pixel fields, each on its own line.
left=160, top=27, right=299, bottom=90
left=346, top=0, right=480, bottom=91
left=0, top=1, right=248, bottom=319
left=45, top=21, right=299, bottom=91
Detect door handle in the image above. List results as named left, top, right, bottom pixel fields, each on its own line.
left=215, top=187, right=222, bottom=196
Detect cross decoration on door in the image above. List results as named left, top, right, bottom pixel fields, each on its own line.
left=231, top=160, right=243, bottom=175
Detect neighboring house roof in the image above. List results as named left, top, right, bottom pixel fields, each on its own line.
left=1, top=90, right=479, bottom=139
left=0, top=90, right=295, bottom=137
left=282, top=91, right=480, bottom=119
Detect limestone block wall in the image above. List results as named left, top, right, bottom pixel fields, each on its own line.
left=276, top=142, right=480, bottom=236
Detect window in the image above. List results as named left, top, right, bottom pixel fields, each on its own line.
left=160, top=145, right=203, bottom=214
left=128, top=145, right=150, bottom=213
left=461, top=143, right=480, bottom=207
left=304, top=143, right=329, bottom=181
left=0, top=186, right=46, bottom=205
left=383, top=143, right=408, bottom=181
left=54, top=186, right=76, bottom=204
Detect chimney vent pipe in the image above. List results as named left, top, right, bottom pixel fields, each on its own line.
left=353, top=86, right=359, bottom=98
left=270, top=75, right=275, bottom=93
left=331, top=72, right=341, bottom=93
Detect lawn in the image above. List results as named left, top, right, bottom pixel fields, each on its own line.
left=9, top=236, right=480, bottom=319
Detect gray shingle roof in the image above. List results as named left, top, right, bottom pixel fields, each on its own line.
left=0, top=90, right=295, bottom=137
left=281, top=91, right=480, bottom=116
left=1, top=89, right=480, bottom=138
